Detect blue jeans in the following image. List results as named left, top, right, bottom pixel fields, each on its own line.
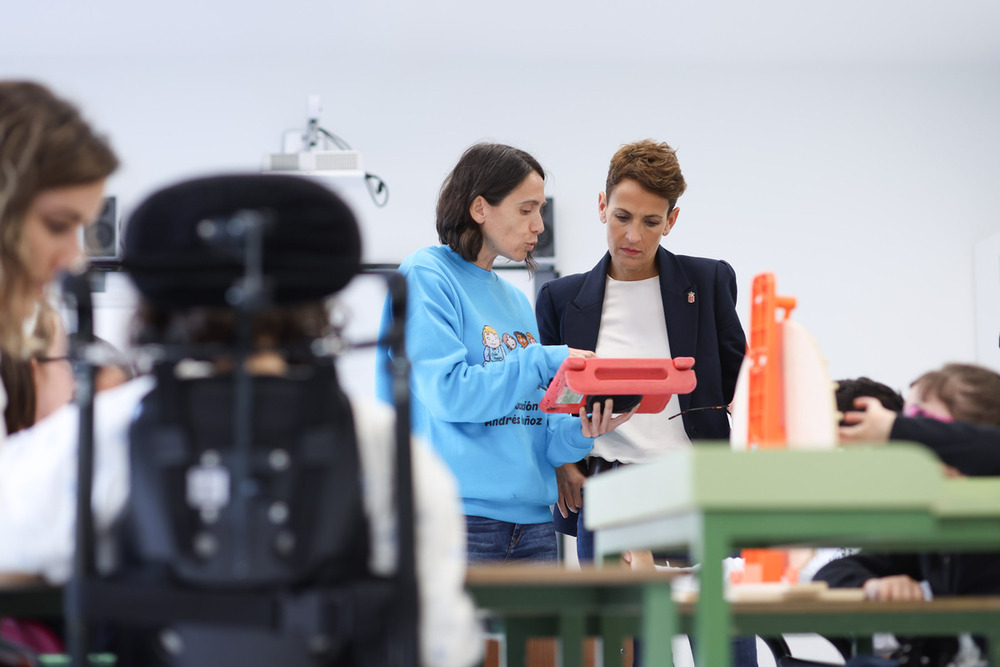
left=576, top=498, right=597, bottom=562
left=465, top=516, right=558, bottom=564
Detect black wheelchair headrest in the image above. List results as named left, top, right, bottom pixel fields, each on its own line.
left=123, top=174, right=361, bottom=308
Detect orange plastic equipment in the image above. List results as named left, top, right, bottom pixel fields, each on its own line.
left=738, top=274, right=799, bottom=586
left=741, top=548, right=789, bottom=584
left=539, top=357, right=697, bottom=414
left=746, top=273, right=797, bottom=450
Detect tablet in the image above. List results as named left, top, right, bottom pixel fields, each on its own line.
left=539, top=357, right=697, bottom=414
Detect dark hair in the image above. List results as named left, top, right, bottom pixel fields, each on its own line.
left=606, top=139, right=686, bottom=210
left=1, top=303, right=63, bottom=434
left=911, top=363, right=1000, bottom=427
left=133, top=301, right=333, bottom=359
left=435, top=143, right=544, bottom=268
left=0, top=352, right=35, bottom=434
left=834, top=377, right=904, bottom=426
left=0, top=81, right=118, bottom=352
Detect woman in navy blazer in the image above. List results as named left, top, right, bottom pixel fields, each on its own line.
left=534, top=140, right=747, bottom=552
left=536, top=140, right=752, bottom=666
left=536, top=247, right=746, bottom=441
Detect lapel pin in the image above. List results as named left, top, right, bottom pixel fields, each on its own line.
left=688, top=291, right=696, bottom=304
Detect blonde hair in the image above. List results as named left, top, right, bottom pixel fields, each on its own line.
left=0, top=81, right=118, bottom=354
left=29, top=302, right=63, bottom=355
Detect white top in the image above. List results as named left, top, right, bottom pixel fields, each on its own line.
left=0, top=376, right=481, bottom=667
left=592, top=276, right=692, bottom=463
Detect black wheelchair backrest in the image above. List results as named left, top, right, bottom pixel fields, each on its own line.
left=125, top=361, right=369, bottom=589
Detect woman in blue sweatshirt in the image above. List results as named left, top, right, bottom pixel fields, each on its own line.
left=377, top=143, right=633, bottom=563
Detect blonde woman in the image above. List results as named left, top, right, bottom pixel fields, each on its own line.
left=0, top=80, right=118, bottom=438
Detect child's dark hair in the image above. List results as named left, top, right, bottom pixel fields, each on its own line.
left=835, top=377, right=904, bottom=426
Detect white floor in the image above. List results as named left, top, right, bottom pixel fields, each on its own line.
left=649, top=634, right=845, bottom=667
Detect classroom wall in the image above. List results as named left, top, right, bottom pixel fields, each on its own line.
left=4, top=2, right=999, bottom=397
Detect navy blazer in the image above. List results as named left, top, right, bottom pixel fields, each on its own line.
left=535, top=246, right=747, bottom=442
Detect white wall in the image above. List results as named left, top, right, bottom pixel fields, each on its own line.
left=975, top=232, right=1000, bottom=373
left=4, top=2, right=999, bottom=398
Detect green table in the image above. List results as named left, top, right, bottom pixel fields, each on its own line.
left=727, top=596, right=1000, bottom=646
left=585, top=443, right=1000, bottom=666
left=466, top=564, right=677, bottom=667
left=467, top=580, right=1000, bottom=666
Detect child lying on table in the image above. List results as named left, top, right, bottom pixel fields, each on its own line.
left=816, top=363, right=1000, bottom=667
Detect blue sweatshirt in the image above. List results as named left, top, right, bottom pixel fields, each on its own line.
left=376, top=246, right=593, bottom=524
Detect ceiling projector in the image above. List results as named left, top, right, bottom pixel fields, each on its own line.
left=261, top=150, right=364, bottom=179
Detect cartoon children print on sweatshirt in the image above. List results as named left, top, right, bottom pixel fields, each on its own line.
left=483, top=325, right=539, bottom=365
left=482, top=325, right=506, bottom=364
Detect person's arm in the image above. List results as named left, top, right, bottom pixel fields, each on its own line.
left=0, top=377, right=147, bottom=582
left=712, top=260, right=747, bottom=404
left=0, top=404, right=79, bottom=579
left=813, top=552, right=926, bottom=600
left=405, top=265, right=569, bottom=423
left=545, top=400, right=634, bottom=469
left=890, top=417, right=1000, bottom=476
left=840, top=397, right=1000, bottom=475
left=554, top=462, right=586, bottom=519
left=862, top=575, right=927, bottom=601
left=353, top=400, right=482, bottom=667
left=410, top=437, right=483, bottom=666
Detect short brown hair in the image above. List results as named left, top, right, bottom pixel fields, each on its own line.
left=0, top=81, right=119, bottom=353
left=911, top=363, right=1000, bottom=427
left=606, top=139, right=686, bottom=209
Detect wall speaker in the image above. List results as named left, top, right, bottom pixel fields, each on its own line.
left=85, top=196, right=118, bottom=259
left=535, top=197, right=555, bottom=260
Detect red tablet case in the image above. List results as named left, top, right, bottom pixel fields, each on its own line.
left=539, top=357, right=697, bottom=414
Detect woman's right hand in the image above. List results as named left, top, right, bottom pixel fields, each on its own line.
left=567, top=348, right=596, bottom=359
left=579, top=399, right=636, bottom=438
